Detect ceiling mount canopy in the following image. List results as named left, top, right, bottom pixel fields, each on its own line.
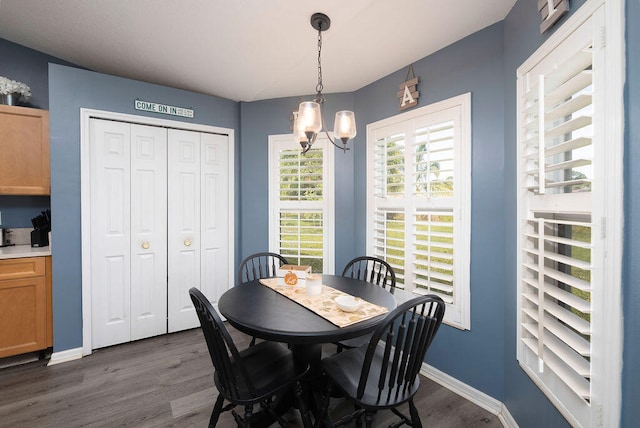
left=294, top=12, right=357, bottom=154
left=310, top=12, right=331, bottom=32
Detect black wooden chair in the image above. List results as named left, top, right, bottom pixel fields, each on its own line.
left=237, top=252, right=289, bottom=285
left=318, top=294, right=445, bottom=428
left=237, top=252, right=289, bottom=346
left=341, top=256, right=396, bottom=293
left=189, top=288, right=313, bottom=428
left=336, top=256, right=397, bottom=351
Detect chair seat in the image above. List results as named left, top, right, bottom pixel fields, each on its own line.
left=335, top=333, right=370, bottom=350
left=321, top=344, right=420, bottom=410
left=215, top=341, right=303, bottom=403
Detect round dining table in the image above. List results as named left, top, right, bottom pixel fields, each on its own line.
left=218, top=274, right=396, bottom=358
left=217, top=274, right=396, bottom=427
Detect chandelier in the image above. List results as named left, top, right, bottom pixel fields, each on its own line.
left=294, top=13, right=357, bottom=154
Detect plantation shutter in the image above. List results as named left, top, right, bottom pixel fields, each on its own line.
left=368, top=94, right=470, bottom=329
left=411, top=115, right=457, bottom=304
left=517, top=10, right=598, bottom=426
left=372, top=129, right=407, bottom=283
left=268, top=135, right=334, bottom=275
left=373, top=209, right=406, bottom=285
left=278, top=148, right=324, bottom=201
left=373, top=131, right=405, bottom=199
left=413, top=120, right=455, bottom=198
left=277, top=147, right=324, bottom=271
left=413, top=210, right=454, bottom=303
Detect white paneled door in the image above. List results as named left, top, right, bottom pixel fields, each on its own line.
left=199, top=133, right=230, bottom=308
left=167, top=129, right=201, bottom=332
left=90, top=119, right=133, bottom=349
left=130, top=124, right=168, bottom=341
left=91, top=120, right=168, bottom=348
left=166, top=130, right=229, bottom=332
left=89, top=118, right=230, bottom=349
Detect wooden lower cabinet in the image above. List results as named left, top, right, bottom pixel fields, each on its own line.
left=0, top=257, right=52, bottom=358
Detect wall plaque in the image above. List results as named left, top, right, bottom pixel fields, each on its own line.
left=134, top=99, right=194, bottom=118
left=397, top=65, right=419, bottom=111
left=539, top=0, right=569, bottom=33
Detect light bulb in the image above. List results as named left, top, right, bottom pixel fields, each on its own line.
left=298, top=101, right=322, bottom=138
left=333, top=110, right=356, bottom=143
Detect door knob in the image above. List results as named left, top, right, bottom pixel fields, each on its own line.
left=142, top=242, right=150, bottom=249
left=184, top=240, right=192, bottom=247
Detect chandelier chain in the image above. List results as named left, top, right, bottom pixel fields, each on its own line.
left=296, top=12, right=354, bottom=154
left=315, top=27, right=324, bottom=99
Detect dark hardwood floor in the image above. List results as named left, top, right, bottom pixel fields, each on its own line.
left=0, top=327, right=503, bottom=427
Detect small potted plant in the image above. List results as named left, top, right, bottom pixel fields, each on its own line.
left=0, top=76, right=32, bottom=105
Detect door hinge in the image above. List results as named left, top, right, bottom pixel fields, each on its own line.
left=599, top=25, right=606, bottom=48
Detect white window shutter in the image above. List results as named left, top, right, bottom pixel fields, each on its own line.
left=268, top=135, right=335, bottom=274
left=513, top=1, right=627, bottom=423
left=367, top=94, right=471, bottom=329
left=413, top=210, right=455, bottom=303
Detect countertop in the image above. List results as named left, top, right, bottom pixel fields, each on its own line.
left=0, top=245, right=51, bottom=260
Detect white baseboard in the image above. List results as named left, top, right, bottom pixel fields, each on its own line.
left=48, top=347, right=83, bottom=366
left=421, top=363, right=518, bottom=428
left=499, top=404, right=518, bottom=428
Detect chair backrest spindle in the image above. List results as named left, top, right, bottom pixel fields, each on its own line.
left=342, top=256, right=396, bottom=293
left=237, top=252, right=288, bottom=284
left=356, top=295, right=445, bottom=403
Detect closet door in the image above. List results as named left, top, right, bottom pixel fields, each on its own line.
left=90, top=119, right=132, bottom=348
left=90, top=119, right=168, bottom=349
left=130, top=124, right=168, bottom=340
left=167, top=129, right=201, bottom=332
left=200, top=133, right=230, bottom=304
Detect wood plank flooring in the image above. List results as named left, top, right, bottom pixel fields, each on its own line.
left=0, top=327, right=503, bottom=427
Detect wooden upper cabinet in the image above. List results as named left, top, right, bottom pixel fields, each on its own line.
left=0, top=105, right=50, bottom=195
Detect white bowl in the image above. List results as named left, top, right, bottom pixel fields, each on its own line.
left=334, top=295, right=361, bottom=312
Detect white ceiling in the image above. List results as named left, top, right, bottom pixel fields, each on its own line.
left=0, top=0, right=516, bottom=102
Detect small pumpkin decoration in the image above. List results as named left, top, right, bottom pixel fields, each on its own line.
left=284, top=271, right=298, bottom=286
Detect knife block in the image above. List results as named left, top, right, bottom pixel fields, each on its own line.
left=31, top=229, right=49, bottom=247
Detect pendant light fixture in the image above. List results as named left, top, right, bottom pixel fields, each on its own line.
left=295, top=13, right=357, bottom=154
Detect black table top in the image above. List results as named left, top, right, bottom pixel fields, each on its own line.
left=218, top=275, right=397, bottom=345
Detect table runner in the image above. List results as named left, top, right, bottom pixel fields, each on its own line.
left=258, top=278, right=389, bottom=328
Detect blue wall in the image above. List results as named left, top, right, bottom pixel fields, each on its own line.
left=0, top=196, right=49, bottom=228
left=621, top=0, right=639, bottom=425
left=0, top=38, right=76, bottom=110
left=48, top=64, right=240, bottom=351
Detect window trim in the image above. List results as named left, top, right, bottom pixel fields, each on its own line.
left=366, top=93, right=471, bottom=330
left=515, top=0, right=624, bottom=426
left=268, top=134, right=335, bottom=274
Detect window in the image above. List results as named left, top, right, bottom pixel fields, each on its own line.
left=268, top=134, right=334, bottom=274
left=516, top=1, right=623, bottom=426
left=366, top=94, right=471, bottom=329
